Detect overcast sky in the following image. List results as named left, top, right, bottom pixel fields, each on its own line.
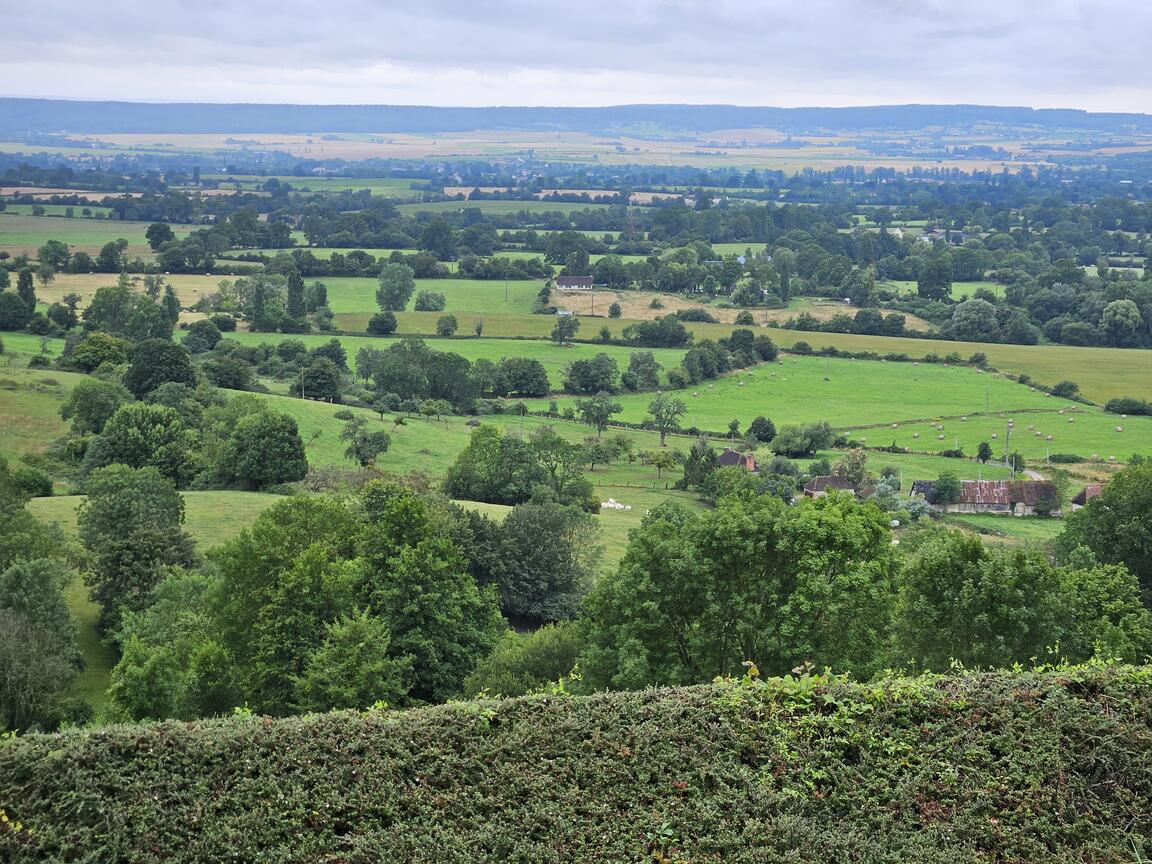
left=4, top=0, right=1150, bottom=110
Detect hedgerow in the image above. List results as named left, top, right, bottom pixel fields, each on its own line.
left=2, top=665, right=1150, bottom=862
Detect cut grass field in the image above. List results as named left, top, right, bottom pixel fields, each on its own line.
left=876, top=405, right=1152, bottom=463
left=33, top=273, right=255, bottom=309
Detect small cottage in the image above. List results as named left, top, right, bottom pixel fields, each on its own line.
left=717, top=448, right=758, bottom=473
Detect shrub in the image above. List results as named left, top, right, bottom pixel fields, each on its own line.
left=1104, top=397, right=1152, bottom=416
left=11, top=465, right=53, bottom=497
left=413, top=291, right=447, bottom=312
left=367, top=311, right=398, bottom=336
left=435, top=314, right=458, bottom=337
left=1, top=669, right=1151, bottom=862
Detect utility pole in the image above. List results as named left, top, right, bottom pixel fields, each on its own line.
left=300, top=365, right=305, bottom=400
left=1004, top=421, right=1013, bottom=478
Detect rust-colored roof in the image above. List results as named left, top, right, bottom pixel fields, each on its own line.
left=914, top=479, right=1058, bottom=506
left=1071, top=484, right=1103, bottom=506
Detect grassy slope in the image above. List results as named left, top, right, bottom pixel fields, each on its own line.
left=946, top=513, right=1066, bottom=543
left=2, top=667, right=1150, bottom=862
left=0, top=368, right=74, bottom=456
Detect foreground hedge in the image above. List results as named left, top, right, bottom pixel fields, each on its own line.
left=2, top=666, right=1151, bottom=862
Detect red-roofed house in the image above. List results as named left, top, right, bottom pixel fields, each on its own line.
left=717, top=448, right=758, bottom=473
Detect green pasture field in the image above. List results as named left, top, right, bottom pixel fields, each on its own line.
left=882, top=279, right=1006, bottom=300
left=0, top=332, right=65, bottom=360
left=946, top=513, right=1066, bottom=543
left=550, top=354, right=1059, bottom=431
left=332, top=311, right=1152, bottom=404
left=396, top=200, right=618, bottom=216
left=709, top=242, right=766, bottom=257
left=227, top=332, right=689, bottom=389
left=758, top=329, right=1152, bottom=404
left=202, top=175, right=430, bottom=196
left=0, top=213, right=193, bottom=256
left=1, top=203, right=114, bottom=217
left=321, top=276, right=544, bottom=314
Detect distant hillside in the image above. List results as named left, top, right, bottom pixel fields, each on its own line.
left=2, top=666, right=1150, bottom=861
left=5, top=99, right=1152, bottom=136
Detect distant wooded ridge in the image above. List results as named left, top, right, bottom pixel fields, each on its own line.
left=4, top=98, right=1152, bottom=135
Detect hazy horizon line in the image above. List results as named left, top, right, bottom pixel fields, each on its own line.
left=3, top=95, right=1147, bottom=116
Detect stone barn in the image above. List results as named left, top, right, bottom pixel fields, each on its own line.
left=912, top=479, right=1060, bottom=516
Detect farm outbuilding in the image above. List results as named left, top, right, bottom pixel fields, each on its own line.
left=803, top=475, right=857, bottom=498
left=1070, top=484, right=1103, bottom=509
left=555, top=276, right=594, bottom=290
left=911, top=479, right=1060, bottom=516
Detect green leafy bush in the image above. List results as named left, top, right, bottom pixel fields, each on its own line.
left=2, top=666, right=1151, bottom=861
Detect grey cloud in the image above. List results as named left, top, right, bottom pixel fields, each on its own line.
left=1, top=0, right=1150, bottom=108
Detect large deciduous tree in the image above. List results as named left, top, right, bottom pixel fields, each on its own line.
left=78, top=465, right=197, bottom=633
left=376, top=262, right=416, bottom=311
left=123, top=339, right=196, bottom=398
left=646, top=393, right=687, bottom=446
left=581, top=494, right=898, bottom=689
